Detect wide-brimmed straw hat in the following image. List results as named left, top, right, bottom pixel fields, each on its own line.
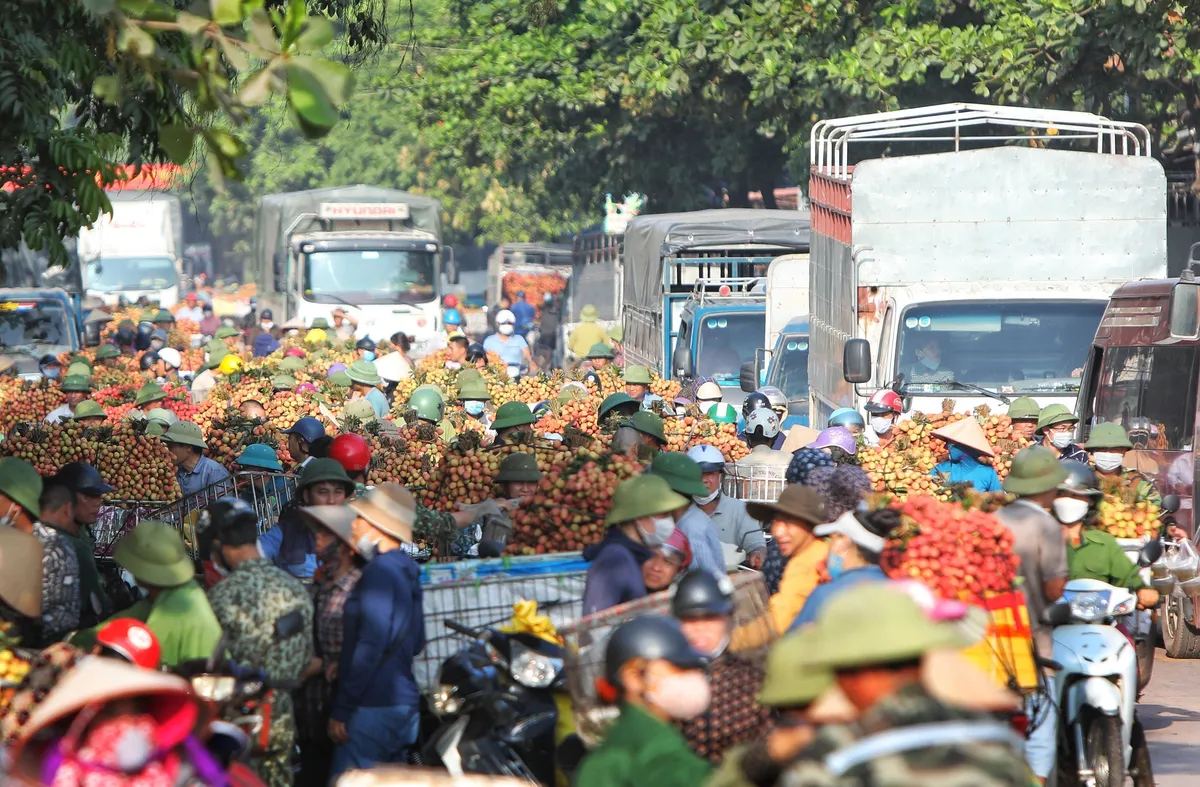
left=349, top=483, right=417, bottom=543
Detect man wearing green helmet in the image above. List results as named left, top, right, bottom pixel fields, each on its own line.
left=1085, top=422, right=1161, bottom=506
left=1005, top=396, right=1042, bottom=442
left=1037, top=403, right=1089, bottom=463
left=45, top=375, right=93, bottom=423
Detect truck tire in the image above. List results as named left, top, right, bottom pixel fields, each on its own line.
left=1163, top=594, right=1200, bottom=659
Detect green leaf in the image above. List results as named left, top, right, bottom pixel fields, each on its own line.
left=204, top=128, right=249, bottom=159
left=288, top=55, right=354, bottom=105
left=211, top=0, right=242, bottom=26
left=80, top=0, right=117, bottom=15
left=218, top=36, right=250, bottom=71
left=176, top=12, right=209, bottom=36
left=117, top=0, right=158, bottom=14
left=158, top=123, right=195, bottom=164
left=279, top=0, right=307, bottom=48
left=237, top=65, right=276, bottom=106
left=93, top=75, right=122, bottom=103
left=247, top=8, right=279, bottom=53
left=117, top=23, right=156, bottom=56
left=285, top=61, right=340, bottom=127
left=294, top=15, right=333, bottom=51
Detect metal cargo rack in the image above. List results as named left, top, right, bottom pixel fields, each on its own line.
left=416, top=553, right=588, bottom=692
left=721, top=462, right=788, bottom=503
left=92, top=501, right=162, bottom=562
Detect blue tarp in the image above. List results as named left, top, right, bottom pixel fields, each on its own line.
left=421, top=551, right=587, bottom=586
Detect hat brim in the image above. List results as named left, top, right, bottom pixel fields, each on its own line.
left=493, top=416, right=535, bottom=430
left=1002, top=463, right=1069, bottom=496
left=0, top=529, right=43, bottom=617
left=161, top=434, right=208, bottom=450
left=114, top=538, right=194, bottom=587
left=813, top=511, right=886, bottom=554
left=745, top=500, right=822, bottom=527
left=349, top=497, right=414, bottom=543
left=300, top=505, right=364, bottom=556
left=662, top=477, right=708, bottom=497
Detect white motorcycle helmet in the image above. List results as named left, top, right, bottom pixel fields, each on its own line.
left=695, top=381, right=723, bottom=403
left=745, top=408, right=782, bottom=440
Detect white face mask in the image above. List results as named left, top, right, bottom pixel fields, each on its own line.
left=919, top=355, right=939, bottom=371
left=1049, top=431, right=1074, bottom=449
left=498, top=324, right=514, bottom=336
left=639, top=516, right=675, bottom=548
left=645, top=670, right=711, bottom=720
left=869, top=415, right=893, bottom=435
left=1052, top=497, right=1091, bottom=525
left=1093, top=451, right=1124, bottom=472
left=0, top=502, right=18, bottom=528
left=692, top=489, right=719, bottom=506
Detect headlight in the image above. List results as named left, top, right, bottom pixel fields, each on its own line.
left=509, top=641, right=563, bottom=689
left=191, top=675, right=237, bottom=703
left=1068, top=591, right=1110, bottom=623
left=431, top=684, right=462, bottom=717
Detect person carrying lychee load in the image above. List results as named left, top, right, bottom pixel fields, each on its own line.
left=1037, top=404, right=1090, bottom=464
left=1084, top=422, right=1161, bottom=507
left=582, top=475, right=689, bottom=615
left=133, top=379, right=168, bottom=412
left=48, top=461, right=119, bottom=628
left=160, top=421, right=231, bottom=498
left=1005, top=396, right=1042, bottom=443
left=44, top=374, right=92, bottom=424
left=490, top=401, right=537, bottom=446
left=345, top=359, right=390, bottom=419
left=928, top=417, right=1003, bottom=493
left=406, top=386, right=457, bottom=445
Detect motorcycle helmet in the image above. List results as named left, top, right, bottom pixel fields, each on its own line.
left=686, top=444, right=726, bottom=473
left=745, top=407, right=782, bottom=440
left=865, top=389, right=903, bottom=416
left=444, top=294, right=458, bottom=308
left=809, top=426, right=858, bottom=455
left=139, top=351, right=162, bottom=371
left=356, top=338, right=377, bottom=352
left=603, top=615, right=705, bottom=688
left=758, top=386, right=788, bottom=412
left=1057, top=460, right=1102, bottom=499
left=53, top=461, right=116, bottom=497
left=466, top=343, right=488, bottom=363
left=671, top=570, right=735, bottom=619
left=408, top=387, right=446, bottom=424
left=329, top=433, right=372, bottom=474
left=741, top=392, right=770, bottom=420
left=582, top=370, right=603, bottom=390
left=205, top=498, right=260, bottom=544
left=828, top=408, right=865, bottom=430
left=444, top=309, right=463, bottom=326
left=282, top=416, right=326, bottom=446
left=694, top=380, right=723, bottom=403
left=218, top=354, right=244, bottom=375
left=157, top=348, right=182, bottom=369
left=326, top=362, right=348, bottom=377
left=95, top=618, right=162, bottom=669
left=706, top=402, right=738, bottom=425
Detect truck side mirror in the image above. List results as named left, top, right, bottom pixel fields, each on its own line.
left=83, top=321, right=101, bottom=347
left=739, top=361, right=756, bottom=393
left=843, top=338, right=872, bottom=384
left=674, top=345, right=693, bottom=378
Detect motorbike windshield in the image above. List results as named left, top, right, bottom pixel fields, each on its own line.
left=86, top=256, right=177, bottom=292
left=0, top=299, right=70, bottom=348
left=695, top=312, right=766, bottom=381
left=769, top=334, right=809, bottom=401
left=897, top=300, right=1105, bottom=395
left=303, top=249, right=437, bottom=305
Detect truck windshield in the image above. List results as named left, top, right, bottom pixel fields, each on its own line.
left=695, top=312, right=767, bottom=380
left=0, top=299, right=68, bottom=347
left=86, top=256, right=177, bottom=292
left=896, top=301, right=1105, bottom=395
left=303, top=250, right=436, bottom=305
left=769, top=334, right=809, bottom=400
left=1092, top=345, right=1200, bottom=450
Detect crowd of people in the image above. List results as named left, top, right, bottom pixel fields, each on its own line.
left=0, top=292, right=1181, bottom=787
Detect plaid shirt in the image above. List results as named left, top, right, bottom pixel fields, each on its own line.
left=315, top=567, right=362, bottom=665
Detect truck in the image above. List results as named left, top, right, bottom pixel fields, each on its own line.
left=77, top=191, right=183, bottom=307
left=621, top=209, right=811, bottom=403
left=740, top=253, right=811, bottom=424
left=809, top=103, right=1168, bottom=428
left=253, top=185, right=446, bottom=344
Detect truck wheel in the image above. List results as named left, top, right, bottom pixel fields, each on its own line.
left=1163, top=594, right=1200, bottom=659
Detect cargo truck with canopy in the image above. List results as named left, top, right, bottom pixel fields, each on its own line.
left=811, top=104, right=1168, bottom=428
left=621, top=209, right=810, bottom=403
left=77, top=191, right=183, bottom=307
left=253, top=185, right=446, bottom=344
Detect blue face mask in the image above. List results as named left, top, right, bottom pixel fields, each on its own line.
left=42, top=368, right=60, bottom=379
left=827, top=551, right=845, bottom=580
left=464, top=401, right=486, bottom=416
left=362, top=351, right=376, bottom=362
left=948, top=445, right=967, bottom=463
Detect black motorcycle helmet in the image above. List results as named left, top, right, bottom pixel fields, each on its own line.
left=53, top=461, right=116, bottom=497
left=356, top=337, right=377, bottom=352
left=466, top=343, right=488, bottom=363
left=671, top=570, right=735, bottom=620
left=139, top=351, right=161, bottom=371
left=582, top=370, right=603, bottom=390
left=1058, top=460, right=1102, bottom=499
left=603, top=615, right=705, bottom=687
left=741, top=391, right=770, bottom=420
left=204, top=498, right=261, bottom=547
left=114, top=328, right=135, bottom=348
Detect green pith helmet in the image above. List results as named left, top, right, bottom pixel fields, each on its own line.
left=605, top=474, right=688, bottom=526
left=495, top=453, right=542, bottom=483
left=297, top=457, right=354, bottom=491
left=759, top=630, right=834, bottom=707
left=154, top=309, right=174, bottom=323
left=346, top=360, right=382, bottom=386
left=271, top=374, right=297, bottom=391
left=0, top=457, right=44, bottom=516
left=69, top=355, right=94, bottom=371
left=134, top=382, right=167, bottom=406
left=60, top=375, right=92, bottom=393
left=215, top=326, right=240, bottom=340
left=649, top=452, right=709, bottom=497
left=599, top=392, right=638, bottom=421
left=1006, top=396, right=1041, bottom=422
left=608, top=325, right=624, bottom=343
left=328, top=370, right=352, bottom=388
left=342, top=398, right=379, bottom=424
left=66, top=363, right=93, bottom=379
left=628, top=410, right=666, bottom=444
left=310, top=317, right=331, bottom=330
left=492, top=401, right=535, bottom=430
left=407, top=387, right=446, bottom=423
left=94, top=344, right=121, bottom=360
left=160, top=421, right=207, bottom=449
left=236, top=443, right=283, bottom=471
left=586, top=343, right=614, bottom=359
left=557, top=382, right=587, bottom=404
left=624, top=365, right=652, bottom=385
left=1037, top=403, right=1078, bottom=434
left=71, top=400, right=106, bottom=420
left=1002, top=445, right=1070, bottom=496
left=1086, top=422, right=1133, bottom=450
left=457, top=376, right=492, bottom=401
left=144, top=408, right=177, bottom=428
left=279, top=356, right=307, bottom=373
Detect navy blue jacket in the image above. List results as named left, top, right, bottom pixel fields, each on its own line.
left=333, top=548, right=425, bottom=721
left=582, top=527, right=652, bottom=615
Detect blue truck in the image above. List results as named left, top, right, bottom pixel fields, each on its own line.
left=620, top=209, right=810, bottom=404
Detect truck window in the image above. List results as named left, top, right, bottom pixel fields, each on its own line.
left=769, top=335, right=810, bottom=401
left=896, top=301, right=1105, bottom=394
left=86, top=256, right=177, bottom=292
left=1093, top=345, right=1200, bottom=450
left=0, top=300, right=68, bottom=347
left=303, top=250, right=436, bottom=305
left=695, top=312, right=767, bottom=380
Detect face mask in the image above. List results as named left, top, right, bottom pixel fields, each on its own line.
left=446, top=361, right=462, bottom=370
left=464, top=401, right=486, bottom=417
left=1093, top=451, right=1124, bottom=473
left=1049, top=431, right=1073, bottom=449
left=261, top=321, right=274, bottom=331
left=0, top=502, right=18, bottom=528
left=919, top=355, right=939, bottom=371
left=645, top=670, right=711, bottom=720
left=362, top=351, right=376, bottom=362
left=1052, top=497, right=1091, bottom=525
left=43, top=368, right=60, bottom=379
left=692, top=489, right=719, bottom=505
left=869, top=415, right=893, bottom=435
left=948, top=445, right=967, bottom=463
left=639, top=516, right=675, bottom=548
left=826, top=550, right=846, bottom=580
left=355, top=534, right=380, bottom=560
left=498, top=324, right=514, bottom=336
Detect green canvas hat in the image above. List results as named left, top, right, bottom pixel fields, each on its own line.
left=144, top=408, right=177, bottom=428
left=279, top=356, right=306, bottom=373
left=113, top=521, right=193, bottom=588
left=493, top=402, right=535, bottom=430
left=586, top=343, right=614, bottom=359
left=605, top=474, right=688, bottom=525
left=139, top=309, right=157, bottom=322
left=328, top=370, right=352, bottom=388
left=160, top=421, right=207, bottom=449
left=134, top=382, right=167, bottom=407
left=298, top=458, right=354, bottom=491
left=311, top=317, right=331, bottom=330
left=154, top=309, right=174, bottom=323
left=118, top=319, right=136, bottom=332
left=0, top=458, right=44, bottom=517
left=66, top=363, right=92, bottom=379
left=1037, top=403, right=1078, bottom=433
left=628, top=411, right=666, bottom=444
left=495, top=453, right=542, bottom=483
left=60, top=374, right=92, bottom=393
left=803, top=583, right=979, bottom=670
left=579, top=304, right=599, bottom=322
left=1006, top=396, right=1041, bottom=422
left=599, top=392, right=638, bottom=421
left=145, top=422, right=166, bottom=437
left=205, top=338, right=226, bottom=355
left=236, top=443, right=283, bottom=471
left=214, top=326, right=240, bottom=340
left=341, top=398, right=379, bottom=424
left=69, top=355, right=94, bottom=371
left=557, top=382, right=587, bottom=404
left=758, top=629, right=835, bottom=708
left=408, top=387, right=446, bottom=423
left=457, top=373, right=492, bottom=401
left=1002, top=445, right=1070, bottom=496
left=346, top=360, right=382, bottom=386
left=1085, top=422, right=1133, bottom=450
left=649, top=452, right=708, bottom=497
left=608, top=325, right=624, bottom=343
left=71, top=400, right=106, bottom=420
left=271, top=374, right=297, bottom=391
left=94, top=344, right=121, bottom=360
left=624, top=365, right=652, bottom=385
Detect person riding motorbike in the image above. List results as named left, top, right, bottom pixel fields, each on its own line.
left=827, top=408, right=865, bottom=436
left=863, top=389, right=904, bottom=447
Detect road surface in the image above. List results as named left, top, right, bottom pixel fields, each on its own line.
left=1140, top=648, right=1200, bottom=786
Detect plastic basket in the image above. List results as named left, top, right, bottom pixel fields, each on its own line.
left=416, top=553, right=588, bottom=691
left=721, top=462, right=787, bottom=503
left=960, top=591, right=1039, bottom=692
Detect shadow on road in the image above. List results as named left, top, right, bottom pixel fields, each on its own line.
left=1139, top=704, right=1200, bottom=731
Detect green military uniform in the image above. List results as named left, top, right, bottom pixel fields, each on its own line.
left=1067, top=529, right=1146, bottom=591
left=578, top=704, right=712, bottom=787
left=74, top=580, right=223, bottom=667
left=208, top=558, right=314, bottom=787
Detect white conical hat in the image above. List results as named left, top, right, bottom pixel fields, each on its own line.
left=931, top=417, right=994, bottom=457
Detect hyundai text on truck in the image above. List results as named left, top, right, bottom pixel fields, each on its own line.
left=77, top=191, right=183, bottom=307
left=253, top=185, right=446, bottom=344
left=809, top=104, right=1168, bottom=428
left=620, top=209, right=810, bottom=403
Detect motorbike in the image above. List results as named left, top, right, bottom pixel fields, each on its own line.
left=421, top=618, right=567, bottom=784
left=1116, top=494, right=1180, bottom=692
left=1043, top=537, right=1162, bottom=787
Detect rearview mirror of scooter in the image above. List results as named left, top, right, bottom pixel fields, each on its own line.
left=1138, top=538, right=1164, bottom=568
left=1041, top=603, right=1073, bottom=627
left=1161, top=494, right=1181, bottom=515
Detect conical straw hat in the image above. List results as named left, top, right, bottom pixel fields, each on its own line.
left=931, top=417, right=994, bottom=457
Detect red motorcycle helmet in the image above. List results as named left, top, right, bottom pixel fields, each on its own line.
left=865, top=388, right=903, bottom=416
left=95, top=618, right=162, bottom=670
left=329, top=433, right=371, bottom=473
left=443, top=294, right=458, bottom=308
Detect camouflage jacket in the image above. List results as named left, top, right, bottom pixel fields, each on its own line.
left=779, top=684, right=1035, bottom=787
